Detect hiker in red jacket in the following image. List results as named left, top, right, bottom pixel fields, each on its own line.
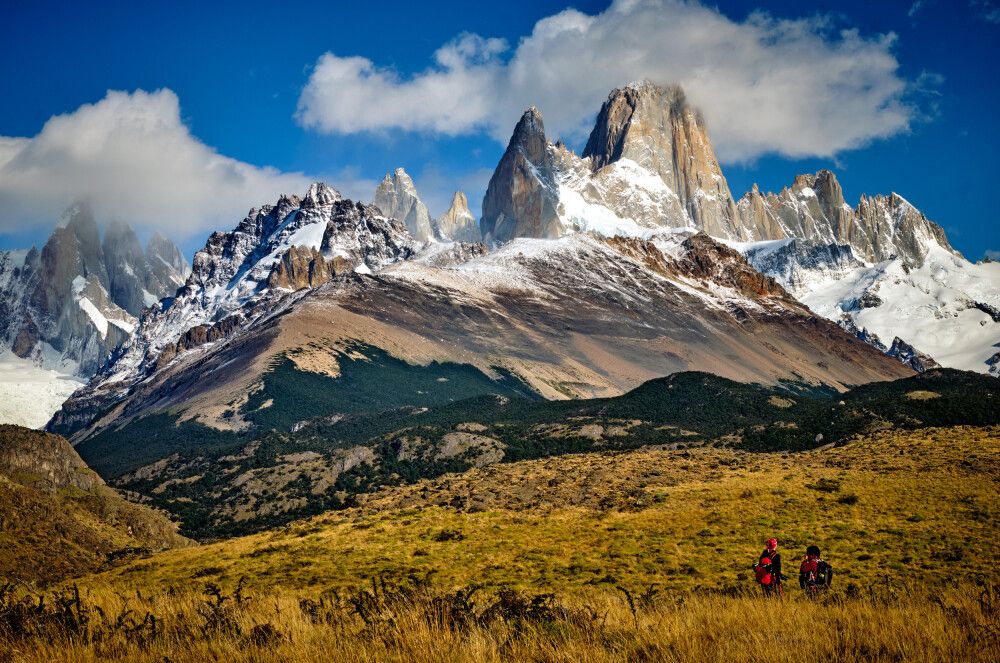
left=754, top=537, right=786, bottom=596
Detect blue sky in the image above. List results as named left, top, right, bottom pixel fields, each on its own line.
left=0, top=0, right=997, bottom=260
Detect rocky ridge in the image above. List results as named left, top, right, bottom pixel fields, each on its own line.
left=0, top=204, right=188, bottom=376
left=49, top=183, right=415, bottom=433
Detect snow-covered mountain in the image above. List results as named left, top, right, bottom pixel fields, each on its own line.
left=729, top=171, right=999, bottom=374
left=49, top=183, right=414, bottom=433
left=0, top=204, right=188, bottom=376
left=50, top=180, right=913, bottom=441
left=0, top=205, right=188, bottom=427
left=476, top=80, right=998, bottom=375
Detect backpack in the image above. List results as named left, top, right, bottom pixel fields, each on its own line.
left=800, top=558, right=819, bottom=587
left=801, top=557, right=833, bottom=588
left=754, top=555, right=773, bottom=586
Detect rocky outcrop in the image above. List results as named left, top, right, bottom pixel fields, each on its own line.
left=0, top=204, right=188, bottom=376
left=887, top=337, right=940, bottom=373
left=435, top=191, right=481, bottom=242
left=737, top=170, right=956, bottom=266
left=480, top=107, right=561, bottom=243
left=373, top=168, right=435, bottom=242
left=0, top=424, right=189, bottom=584
left=582, top=82, right=740, bottom=238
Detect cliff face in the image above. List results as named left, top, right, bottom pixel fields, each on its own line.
left=373, top=168, right=435, bottom=242
left=0, top=204, right=188, bottom=376
left=582, top=82, right=740, bottom=239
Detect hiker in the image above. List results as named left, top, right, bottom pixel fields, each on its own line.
left=799, top=545, right=833, bottom=596
left=754, top=537, right=786, bottom=596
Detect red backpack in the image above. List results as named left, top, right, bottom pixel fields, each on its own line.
left=754, top=555, right=774, bottom=585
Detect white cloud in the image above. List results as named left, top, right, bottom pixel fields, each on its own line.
left=0, top=89, right=311, bottom=239
left=296, top=0, right=915, bottom=162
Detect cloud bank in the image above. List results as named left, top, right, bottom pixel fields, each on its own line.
left=0, top=89, right=311, bottom=238
left=297, top=0, right=914, bottom=162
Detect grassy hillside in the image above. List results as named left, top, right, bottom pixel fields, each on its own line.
left=81, top=367, right=1000, bottom=540
left=3, top=425, right=997, bottom=661
left=83, top=426, right=1000, bottom=593
left=0, top=425, right=190, bottom=586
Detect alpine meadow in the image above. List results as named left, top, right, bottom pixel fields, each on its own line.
left=1, top=1, right=998, bottom=661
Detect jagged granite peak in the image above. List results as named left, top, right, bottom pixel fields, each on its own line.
left=373, top=168, right=434, bottom=242
left=482, top=83, right=750, bottom=244
left=49, top=185, right=416, bottom=432
left=855, top=191, right=955, bottom=265
left=435, top=191, right=481, bottom=243
left=303, top=181, right=341, bottom=208
left=582, top=81, right=740, bottom=239
left=480, top=106, right=561, bottom=243
left=0, top=204, right=187, bottom=382
left=737, top=169, right=956, bottom=266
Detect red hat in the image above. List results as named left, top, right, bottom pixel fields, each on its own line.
left=767, top=538, right=778, bottom=549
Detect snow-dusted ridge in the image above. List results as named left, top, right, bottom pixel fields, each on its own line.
left=91, top=183, right=415, bottom=389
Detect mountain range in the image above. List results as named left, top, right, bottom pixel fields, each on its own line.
left=0, top=207, right=188, bottom=426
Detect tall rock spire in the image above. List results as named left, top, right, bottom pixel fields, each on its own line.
left=480, top=107, right=561, bottom=243
left=373, top=168, right=434, bottom=242
left=582, top=81, right=741, bottom=239
left=435, top=191, right=481, bottom=242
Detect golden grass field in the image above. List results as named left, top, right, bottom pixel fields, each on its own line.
left=2, top=425, right=999, bottom=661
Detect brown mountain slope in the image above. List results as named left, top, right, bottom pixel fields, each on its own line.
left=66, top=232, right=911, bottom=442
left=0, top=425, right=189, bottom=585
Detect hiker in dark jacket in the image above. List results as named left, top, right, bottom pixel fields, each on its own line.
left=799, top=544, right=833, bottom=596
left=754, top=537, right=785, bottom=596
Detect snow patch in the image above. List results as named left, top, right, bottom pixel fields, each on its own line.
left=78, top=297, right=109, bottom=339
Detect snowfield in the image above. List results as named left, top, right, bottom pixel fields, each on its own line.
left=0, top=352, right=83, bottom=428
left=798, top=245, right=1000, bottom=372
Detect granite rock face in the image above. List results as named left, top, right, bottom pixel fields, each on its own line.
left=582, top=82, right=740, bottom=239
left=0, top=204, right=188, bottom=376
left=374, top=168, right=435, bottom=242
left=435, top=191, right=481, bottom=243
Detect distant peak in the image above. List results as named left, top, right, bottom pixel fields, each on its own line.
left=302, top=182, right=340, bottom=208
left=512, top=106, right=545, bottom=141
left=450, top=190, right=468, bottom=208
